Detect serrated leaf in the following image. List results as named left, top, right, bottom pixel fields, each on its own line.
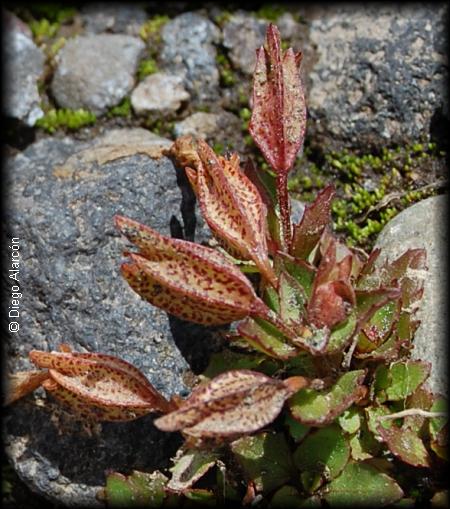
left=307, top=236, right=356, bottom=329
left=291, top=186, right=335, bottom=260
left=168, top=450, right=218, bottom=492
left=4, top=370, right=50, bottom=406
left=29, top=349, right=172, bottom=419
left=179, top=139, right=277, bottom=286
left=323, top=461, right=403, bottom=506
left=384, top=361, right=431, bottom=401
left=104, top=470, right=168, bottom=508
left=154, top=370, right=295, bottom=439
left=289, top=370, right=366, bottom=426
left=294, top=424, right=350, bottom=492
left=237, top=316, right=300, bottom=360
left=249, top=24, right=306, bottom=175
left=116, top=215, right=267, bottom=325
left=377, top=425, right=431, bottom=467
left=231, top=432, right=294, bottom=493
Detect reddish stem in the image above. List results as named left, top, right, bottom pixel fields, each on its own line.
left=276, top=172, right=291, bottom=251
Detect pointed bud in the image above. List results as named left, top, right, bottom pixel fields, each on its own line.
left=115, top=215, right=267, bottom=325
left=29, top=349, right=173, bottom=420
left=154, top=370, right=296, bottom=439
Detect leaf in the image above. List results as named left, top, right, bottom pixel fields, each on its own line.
left=294, top=424, right=350, bottom=492
left=237, top=317, right=300, bottom=360
left=104, top=470, right=168, bottom=508
left=429, top=397, right=448, bottom=438
left=115, top=215, right=265, bottom=325
left=323, top=461, right=404, bottom=507
left=203, top=349, right=279, bottom=379
left=307, top=236, right=356, bottom=329
left=182, top=139, right=277, bottom=286
left=249, top=24, right=306, bottom=175
left=291, top=186, right=335, bottom=260
left=384, top=361, right=431, bottom=401
left=377, top=425, right=431, bottom=467
left=168, top=450, right=218, bottom=492
left=4, top=370, right=50, bottom=406
left=154, top=370, right=295, bottom=439
left=289, top=370, right=366, bottom=426
left=324, top=311, right=358, bottom=354
left=285, top=413, right=310, bottom=442
left=338, top=407, right=362, bottom=434
left=276, top=252, right=316, bottom=299
left=231, top=432, right=295, bottom=493
left=278, top=271, right=307, bottom=325
left=29, top=349, right=172, bottom=419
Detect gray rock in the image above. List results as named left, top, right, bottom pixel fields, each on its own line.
left=131, top=73, right=190, bottom=114
left=373, top=195, right=448, bottom=395
left=276, top=12, right=301, bottom=40
left=223, top=11, right=267, bottom=75
left=173, top=111, right=240, bottom=140
left=2, top=13, right=45, bottom=125
left=3, top=133, right=205, bottom=506
left=160, top=12, right=221, bottom=103
left=81, top=2, right=147, bottom=35
left=51, top=34, right=145, bottom=114
left=306, top=4, right=448, bottom=150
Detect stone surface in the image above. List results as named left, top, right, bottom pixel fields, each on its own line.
left=173, top=111, right=239, bottom=140
left=276, top=12, right=301, bottom=40
left=373, top=195, right=448, bottom=395
left=81, top=2, right=147, bottom=35
left=131, top=73, right=190, bottom=114
left=160, top=12, right=221, bottom=103
left=305, top=4, right=449, bottom=150
left=2, top=12, right=45, bottom=126
left=51, top=34, right=145, bottom=114
left=3, top=133, right=222, bottom=506
left=223, top=11, right=267, bottom=75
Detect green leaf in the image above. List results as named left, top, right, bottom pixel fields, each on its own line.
left=269, top=486, right=321, bottom=508
left=168, top=450, right=218, bottom=492
left=338, top=407, right=362, bottom=434
left=237, top=317, right=299, bottom=360
left=278, top=271, right=307, bottom=325
left=325, top=312, right=358, bottom=354
left=276, top=253, right=316, bottom=299
left=183, top=489, right=215, bottom=506
left=366, top=405, right=393, bottom=435
left=385, top=361, right=430, bottom=401
left=377, top=425, right=431, bottom=467
left=104, top=470, right=167, bottom=507
left=231, top=432, right=294, bottom=493
left=202, top=349, right=279, bottom=379
left=289, top=370, right=366, bottom=426
left=429, top=396, right=448, bottom=438
left=284, top=413, right=310, bottom=442
left=294, top=424, right=350, bottom=492
left=323, top=461, right=404, bottom=507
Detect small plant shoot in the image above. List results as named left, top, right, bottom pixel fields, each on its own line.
left=6, top=23, right=447, bottom=507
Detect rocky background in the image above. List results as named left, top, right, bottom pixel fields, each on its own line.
left=2, top=2, right=448, bottom=508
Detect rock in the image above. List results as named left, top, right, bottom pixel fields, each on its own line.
left=173, top=111, right=240, bottom=140
left=276, top=12, right=301, bottom=40
left=131, top=73, right=190, bottom=114
left=81, top=2, right=147, bottom=35
left=51, top=34, right=145, bottom=114
left=2, top=12, right=45, bottom=126
left=373, top=195, right=447, bottom=395
left=3, top=133, right=198, bottom=506
left=160, top=13, right=221, bottom=103
left=306, top=4, right=448, bottom=150
left=223, top=11, right=267, bottom=75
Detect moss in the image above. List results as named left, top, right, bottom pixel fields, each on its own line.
left=254, top=4, right=286, bottom=22
left=213, top=10, right=232, bottom=27
left=288, top=142, right=446, bottom=249
left=35, top=108, right=96, bottom=133
left=108, top=97, right=132, bottom=118
left=139, top=15, right=170, bottom=42
left=137, top=58, right=159, bottom=80
left=216, top=49, right=237, bottom=87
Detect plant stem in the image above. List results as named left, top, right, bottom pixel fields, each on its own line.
left=276, top=172, right=291, bottom=251
left=378, top=409, right=447, bottom=421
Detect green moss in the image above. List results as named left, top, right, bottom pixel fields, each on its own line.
left=216, top=49, right=237, bottom=87
left=213, top=10, right=232, bottom=27
left=139, top=15, right=170, bottom=42
left=254, top=4, right=286, bottom=22
left=108, top=97, right=132, bottom=118
left=137, top=58, right=159, bottom=80
left=35, top=108, right=96, bottom=133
